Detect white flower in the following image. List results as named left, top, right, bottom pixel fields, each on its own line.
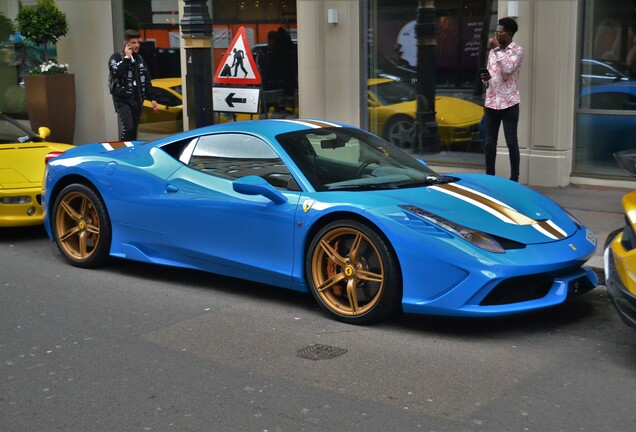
left=30, top=60, right=69, bottom=76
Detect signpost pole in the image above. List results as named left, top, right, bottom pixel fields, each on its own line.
left=181, top=0, right=214, bottom=129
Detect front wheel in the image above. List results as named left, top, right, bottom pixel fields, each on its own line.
left=383, top=115, right=415, bottom=149
left=306, top=220, right=401, bottom=324
left=52, top=183, right=112, bottom=268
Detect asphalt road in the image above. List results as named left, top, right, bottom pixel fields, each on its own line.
left=2, top=226, right=636, bottom=432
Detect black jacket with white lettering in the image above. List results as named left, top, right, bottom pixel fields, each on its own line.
left=108, top=51, right=156, bottom=104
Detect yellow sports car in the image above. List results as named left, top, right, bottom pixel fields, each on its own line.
left=141, top=78, right=236, bottom=132
left=140, top=78, right=184, bottom=134
left=0, top=113, right=74, bottom=227
left=367, top=78, right=483, bottom=149
left=604, top=149, right=636, bottom=328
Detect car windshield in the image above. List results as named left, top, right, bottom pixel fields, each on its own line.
left=605, top=60, right=636, bottom=79
left=171, top=85, right=182, bottom=95
left=0, top=114, right=39, bottom=144
left=369, top=81, right=417, bottom=105
left=276, top=127, right=451, bottom=191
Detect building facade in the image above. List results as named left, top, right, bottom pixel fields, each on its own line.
left=0, top=0, right=634, bottom=188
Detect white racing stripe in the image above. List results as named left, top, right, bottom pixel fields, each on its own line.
left=276, top=119, right=342, bottom=129
left=431, top=185, right=517, bottom=224
left=431, top=183, right=568, bottom=240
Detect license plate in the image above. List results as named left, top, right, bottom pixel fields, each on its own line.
left=586, top=228, right=597, bottom=246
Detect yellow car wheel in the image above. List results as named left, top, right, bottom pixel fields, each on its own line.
left=383, top=115, right=416, bottom=149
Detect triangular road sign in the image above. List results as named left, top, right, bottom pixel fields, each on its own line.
left=214, top=26, right=262, bottom=85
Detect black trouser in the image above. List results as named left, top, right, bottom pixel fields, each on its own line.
left=113, top=100, right=141, bottom=141
left=484, top=104, right=520, bottom=181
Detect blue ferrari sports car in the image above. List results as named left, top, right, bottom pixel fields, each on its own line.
left=42, top=119, right=599, bottom=324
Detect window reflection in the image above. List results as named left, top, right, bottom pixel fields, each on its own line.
left=366, top=0, right=496, bottom=164
left=575, top=0, right=636, bottom=176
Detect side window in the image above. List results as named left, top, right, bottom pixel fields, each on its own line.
left=187, top=133, right=292, bottom=189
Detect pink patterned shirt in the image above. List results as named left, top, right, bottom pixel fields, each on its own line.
left=485, top=41, right=524, bottom=110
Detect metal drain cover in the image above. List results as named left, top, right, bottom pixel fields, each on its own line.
left=297, top=344, right=347, bottom=360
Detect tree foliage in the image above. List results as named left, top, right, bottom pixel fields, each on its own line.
left=16, top=0, right=69, bottom=48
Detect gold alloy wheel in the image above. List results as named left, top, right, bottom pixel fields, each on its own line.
left=55, top=191, right=101, bottom=261
left=310, top=226, right=385, bottom=317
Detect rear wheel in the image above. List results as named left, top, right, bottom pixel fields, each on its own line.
left=306, top=220, right=401, bottom=324
left=52, top=184, right=111, bottom=268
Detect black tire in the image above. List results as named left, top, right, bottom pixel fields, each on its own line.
left=306, top=219, right=401, bottom=324
left=52, top=183, right=112, bottom=268
left=604, top=228, right=623, bottom=249
left=383, top=115, right=415, bottom=149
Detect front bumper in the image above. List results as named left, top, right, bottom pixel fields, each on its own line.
left=604, top=242, right=636, bottom=329
left=0, top=187, right=43, bottom=227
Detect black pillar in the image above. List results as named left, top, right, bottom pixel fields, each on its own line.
left=181, top=0, right=213, bottom=129
left=416, top=0, right=440, bottom=153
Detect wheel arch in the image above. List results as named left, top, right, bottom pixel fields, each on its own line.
left=48, top=174, right=105, bottom=216
left=302, top=210, right=403, bottom=285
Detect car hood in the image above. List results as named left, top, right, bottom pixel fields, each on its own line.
left=435, top=97, right=483, bottom=127
left=383, top=100, right=417, bottom=116
left=0, top=142, right=74, bottom=188
left=363, top=174, right=578, bottom=245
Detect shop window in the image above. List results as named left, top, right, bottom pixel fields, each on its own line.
left=366, top=0, right=496, bottom=165
left=575, top=0, right=636, bottom=176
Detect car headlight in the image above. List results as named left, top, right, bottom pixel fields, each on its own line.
left=1, top=196, right=32, bottom=204
left=400, top=205, right=505, bottom=253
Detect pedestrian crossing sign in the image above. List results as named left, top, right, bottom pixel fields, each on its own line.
left=214, top=26, right=262, bottom=85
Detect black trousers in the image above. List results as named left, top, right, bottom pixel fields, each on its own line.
left=114, top=100, right=142, bottom=141
left=483, top=104, right=520, bottom=181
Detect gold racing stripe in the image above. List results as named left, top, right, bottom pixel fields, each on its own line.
left=435, top=183, right=567, bottom=240
left=536, top=221, right=567, bottom=239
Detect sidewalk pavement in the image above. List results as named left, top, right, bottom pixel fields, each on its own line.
left=531, top=184, right=632, bottom=281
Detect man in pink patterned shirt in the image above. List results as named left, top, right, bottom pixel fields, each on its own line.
left=480, top=17, right=524, bottom=182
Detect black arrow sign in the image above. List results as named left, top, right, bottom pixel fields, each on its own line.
left=225, top=93, right=247, bottom=108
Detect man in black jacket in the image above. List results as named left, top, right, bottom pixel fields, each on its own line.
left=108, top=29, right=157, bottom=141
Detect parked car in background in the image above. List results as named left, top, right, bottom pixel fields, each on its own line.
left=43, top=119, right=597, bottom=324
left=580, top=59, right=636, bottom=86
left=604, top=149, right=636, bottom=329
left=367, top=78, right=483, bottom=150
left=578, top=82, right=636, bottom=161
left=140, top=78, right=183, bottom=134
left=0, top=112, right=73, bottom=227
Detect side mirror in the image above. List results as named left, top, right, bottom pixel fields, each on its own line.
left=233, top=175, right=288, bottom=204
left=38, top=126, right=51, bottom=140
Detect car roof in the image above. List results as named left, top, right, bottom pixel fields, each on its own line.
left=150, top=118, right=351, bottom=146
